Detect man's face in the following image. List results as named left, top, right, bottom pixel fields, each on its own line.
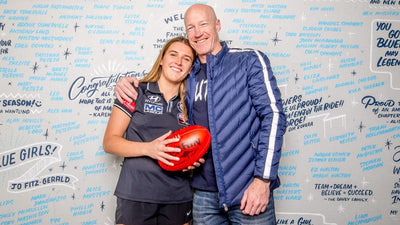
left=184, top=5, right=222, bottom=63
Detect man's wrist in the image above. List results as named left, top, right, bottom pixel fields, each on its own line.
left=255, top=176, right=271, bottom=183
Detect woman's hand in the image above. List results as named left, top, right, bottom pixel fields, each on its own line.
left=146, top=131, right=181, bottom=166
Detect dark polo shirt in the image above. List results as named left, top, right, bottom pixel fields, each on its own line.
left=113, top=81, right=191, bottom=204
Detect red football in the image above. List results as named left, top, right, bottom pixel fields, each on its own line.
left=158, top=125, right=211, bottom=171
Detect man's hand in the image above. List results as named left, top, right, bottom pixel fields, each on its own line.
left=240, top=178, right=270, bottom=216
left=114, top=77, right=139, bottom=103
left=182, top=158, right=205, bottom=172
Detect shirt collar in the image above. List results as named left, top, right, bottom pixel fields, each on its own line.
left=146, top=82, right=161, bottom=94
left=145, top=81, right=179, bottom=100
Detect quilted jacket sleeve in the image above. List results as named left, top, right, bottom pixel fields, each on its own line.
left=246, top=50, right=287, bottom=181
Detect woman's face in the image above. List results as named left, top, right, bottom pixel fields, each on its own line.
left=160, top=42, right=194, bottom=84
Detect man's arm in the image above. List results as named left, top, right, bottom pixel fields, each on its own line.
left=240, top=50, right=286, bottom=215
left=247, top=50, right=286, bottom=181
left=114, top=76, right=140, bottom=102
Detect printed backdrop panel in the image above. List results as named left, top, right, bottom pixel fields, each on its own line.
left=0, top=0, right=399, bottom=224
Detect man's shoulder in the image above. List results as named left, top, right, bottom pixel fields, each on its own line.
left=227, top=47, right=262, bottom=58
left=225, top=47, right=264, bottom=63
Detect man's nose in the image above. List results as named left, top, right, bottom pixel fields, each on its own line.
left=194, top=27, right=202, bottom=37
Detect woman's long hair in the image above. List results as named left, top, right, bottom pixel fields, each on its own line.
left=140, top=36, right=195, bottom=120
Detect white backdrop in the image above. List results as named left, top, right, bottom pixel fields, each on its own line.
left=0, top=0, right=399, bottom=224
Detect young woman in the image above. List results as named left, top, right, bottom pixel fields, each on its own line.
left=103, top=36, right=196, bottom=225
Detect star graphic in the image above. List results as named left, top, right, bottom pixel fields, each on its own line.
left=271, top=32, right=281, bottom=46
left=358, top=121, right=365, bottom=133
left=74, top=22, right=80, bottom=32
left=338, top=204, right=345, bottom=213
left=294, top=73, right=300, bottom=83
left=59, top=161, right=67, bottom=170
left=307, top=193, right=314, bottom=201
left=327, top=59, right=335, bottom=72
left=351, top=97, right=359, bottom=107
left=371, top=197, right=376, bottom=203
left=64, top=48, right=71, bottom=59
left=351, top=70, right=357, bottom=76
left=111, top=159, right=120, bottom=170
left=43, top=128, right=49, bottom=140
left=385, top=139, right=392, bottom=150
left=32, top=62, right=39, bottom=74
left=361, top=177, right=369, bottom=188
left=301, top=12, right=307, bottom=23
left=72, top=193, right=76, bottom=200
left=100, top=201, right=106, bottom=211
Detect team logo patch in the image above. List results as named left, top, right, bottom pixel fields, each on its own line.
left=178, top=112, right=188, bottom=125
left=177, top=102, right=188, bottom=124
left=177, top=102, right=183, bottom=112
left=144, top=103, right=163, bottom=114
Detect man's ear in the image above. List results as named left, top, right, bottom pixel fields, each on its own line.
left=216, top=19, right=221, bottom=32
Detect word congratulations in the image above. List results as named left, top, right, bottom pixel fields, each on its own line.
left=68, top=71, right=145, bottom=100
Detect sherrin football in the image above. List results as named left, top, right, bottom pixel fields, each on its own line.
left=158, top=125, right=211, bottom=171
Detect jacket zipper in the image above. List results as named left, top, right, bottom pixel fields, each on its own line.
left=223, top=203, right=228, bottom=212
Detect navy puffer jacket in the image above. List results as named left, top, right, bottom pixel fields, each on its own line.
left=186, top=42, right=286, bottom=209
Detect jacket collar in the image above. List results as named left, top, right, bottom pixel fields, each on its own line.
left=206, top=41, right=229, bottom=67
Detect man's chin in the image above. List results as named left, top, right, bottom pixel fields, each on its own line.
left=195, top=48, right=211, bottom=57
